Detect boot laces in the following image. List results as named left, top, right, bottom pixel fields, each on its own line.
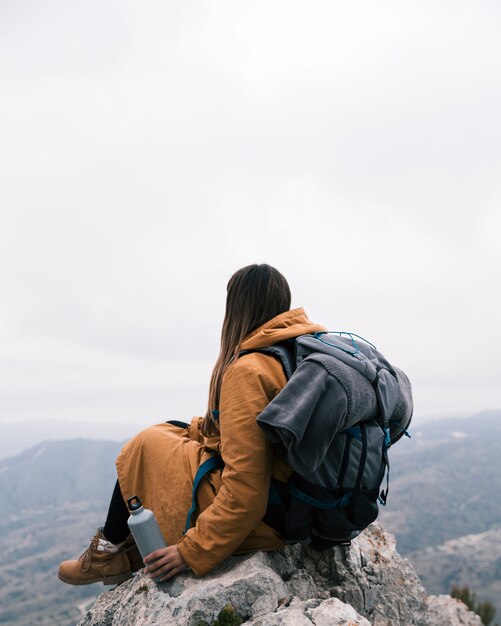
left=79, top=534, right=100, bottom=573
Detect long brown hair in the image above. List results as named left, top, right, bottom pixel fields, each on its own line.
left=202, top=264, right=291, bottom=436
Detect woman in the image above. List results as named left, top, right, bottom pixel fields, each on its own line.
left=58, top=264, right=326, bottom=584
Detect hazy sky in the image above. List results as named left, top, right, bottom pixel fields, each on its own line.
left=0, top=1, right=499, bottom=428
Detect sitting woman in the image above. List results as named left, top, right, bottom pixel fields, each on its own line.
left=58, top=264, right=325, bottom=584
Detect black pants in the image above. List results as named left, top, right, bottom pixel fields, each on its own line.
left=102, top=480, right=130, bottom=544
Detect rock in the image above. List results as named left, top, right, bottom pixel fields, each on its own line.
left=246, top=597, right=371, bottom=625
left=77, top=524, right=475, bottom=626
left=427, top=595, right=483, bottom=626
left=300, top=522, right=430, bottom=626
left=78, top=551, right=287, bottom=626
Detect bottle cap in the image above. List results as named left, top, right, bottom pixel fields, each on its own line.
left=127, top=495, right=143, bottom=512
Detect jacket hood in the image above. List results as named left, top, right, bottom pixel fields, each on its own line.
left=240, top=308, right=327, bottom=351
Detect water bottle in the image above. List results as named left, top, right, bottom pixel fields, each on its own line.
left=127, top=495, right=167, bottom=561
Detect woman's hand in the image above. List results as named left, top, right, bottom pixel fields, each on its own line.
left=143, top=545, right=188, bottom=582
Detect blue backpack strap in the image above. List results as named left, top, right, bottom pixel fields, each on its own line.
left=184, top=455, right=225, bottom=533
left=288, top=484, right=352, bottom=510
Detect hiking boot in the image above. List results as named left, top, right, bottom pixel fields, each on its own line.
left=58, top=529, right=132, bottom=586
left=123, top=535, right=144, bottom=572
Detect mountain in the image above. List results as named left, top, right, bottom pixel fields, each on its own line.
left=0, top=418, right=144, bottom=460
left=0, top=440, right=122, bottom=626
left=408, top=528, right=501, bottom=620
left=378, top=410, right=501, bottom=622
left=1, top=410, right=500, bottom=625
left=0, top=439, right=123, bottom=516
left=0, top=501, right=109, bottom=626
left=379, top=410, right=501, bottom=553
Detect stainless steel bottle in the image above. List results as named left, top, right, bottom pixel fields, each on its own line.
left=127, top=495, right=167, bottom=560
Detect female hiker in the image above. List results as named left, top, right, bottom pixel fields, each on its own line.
left=58, top=264, right=326, bottom=584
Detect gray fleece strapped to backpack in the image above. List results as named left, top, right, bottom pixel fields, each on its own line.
left=249, top=331, right=413, bottom=550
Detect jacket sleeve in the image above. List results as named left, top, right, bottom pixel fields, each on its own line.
left=177, top=354, right=284, bottom=576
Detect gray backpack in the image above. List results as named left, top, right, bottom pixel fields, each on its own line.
left=248, top=332, right=413, bottom=549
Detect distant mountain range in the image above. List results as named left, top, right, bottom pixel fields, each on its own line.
left=408, top=528, right=501, bottom=620
left=0, top=439, right=123, bottom=626
left=380, top=409, right=501, bottom=553
left=0, top=418, right=146, bottom=460
left=0, top=439, right=123, bottom=516
left=1, top=410, right=500, bottom=626
left=379, top=409, right=501, bottom=621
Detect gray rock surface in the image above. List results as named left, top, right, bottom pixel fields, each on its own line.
left=77, top=524, right=476, bottom=626
left=246, top=597, right=371, bottom=625
left=427, top=595, right=483, bottom=626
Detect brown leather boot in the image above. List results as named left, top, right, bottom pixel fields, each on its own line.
left=58, top=529, right=132, bottom=586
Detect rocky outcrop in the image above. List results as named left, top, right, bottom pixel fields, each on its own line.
left=427, top=596, right=482, bottom=626
left=77, top=524, right=482, bottom=626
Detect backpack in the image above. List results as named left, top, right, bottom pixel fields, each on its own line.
left=184, top=331, right=413, bottom=550
left=247, top=331, right=413, bottom=550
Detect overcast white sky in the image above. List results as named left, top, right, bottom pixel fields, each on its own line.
left=0, top=0, right=499, bottom=429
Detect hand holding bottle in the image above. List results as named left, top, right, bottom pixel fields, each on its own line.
left=143, top=545, right=188, bottom=582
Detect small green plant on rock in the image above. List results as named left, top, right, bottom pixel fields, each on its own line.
left=451, top=585, right=498, bottom=626
left=197, top=603, right=243, bottom=626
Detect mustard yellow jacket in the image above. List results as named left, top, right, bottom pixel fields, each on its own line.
left=116, top=308, right=325, bottom=576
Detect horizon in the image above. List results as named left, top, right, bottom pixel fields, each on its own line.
left=1, top=407, right=499, bottom=464
left=2, top=406, right=501, bottom=426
